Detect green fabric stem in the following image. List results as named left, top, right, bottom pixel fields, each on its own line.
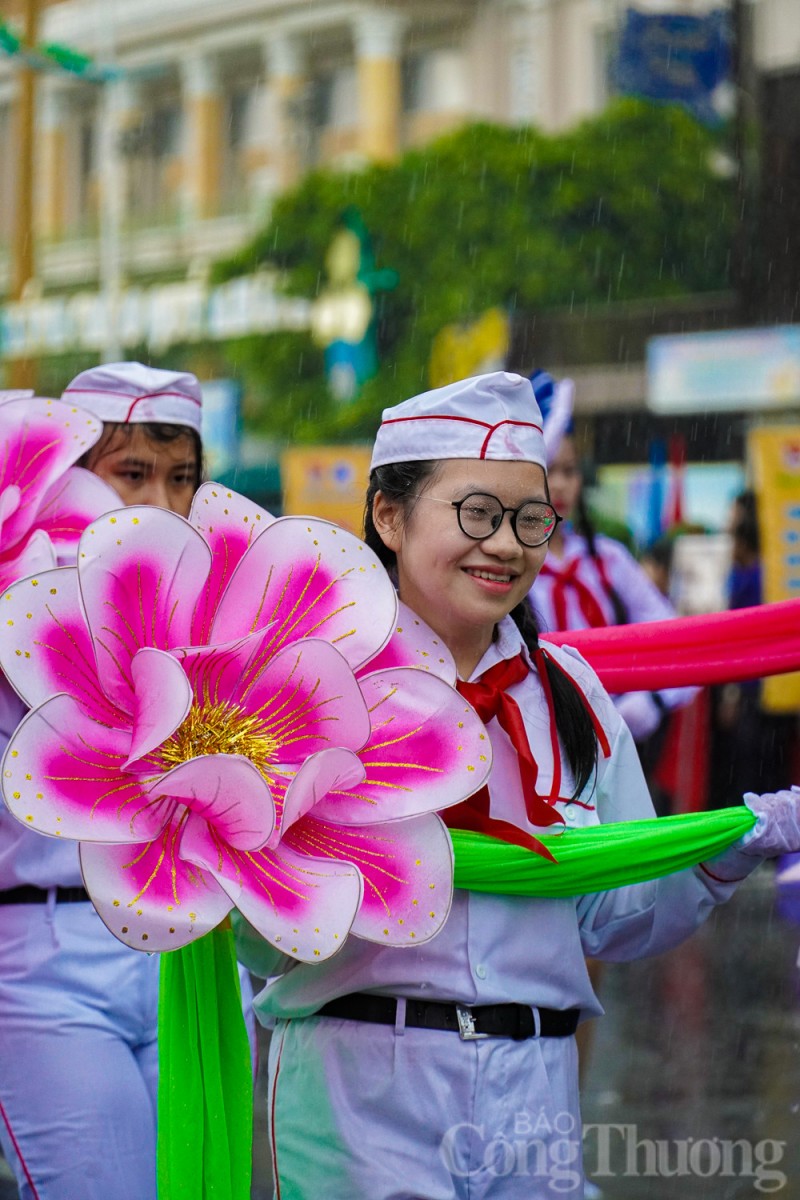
left=452, top=806, right=757, bottom=897
left=157, top=922, right=253, bottom=1200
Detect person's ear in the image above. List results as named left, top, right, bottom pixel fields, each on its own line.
left=372, top=490, right=403, bottom=553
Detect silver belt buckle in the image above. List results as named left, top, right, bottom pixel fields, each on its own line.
left=456, top=1003, right=488, bottom=1040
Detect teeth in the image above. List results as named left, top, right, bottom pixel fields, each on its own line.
left=468, top=569, right=512, bottom=582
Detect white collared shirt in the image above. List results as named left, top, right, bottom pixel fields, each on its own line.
left=0, top=678, right=84, bottom=889
left=237, top=616, right=749, bottom=1021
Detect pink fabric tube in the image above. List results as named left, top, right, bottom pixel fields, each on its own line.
left=541, top=598, right=800, bottom=692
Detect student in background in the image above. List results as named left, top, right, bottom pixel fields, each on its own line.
left=0, top=364, right=252, bottom=1200
left=527, top=369, right=694, bottom=778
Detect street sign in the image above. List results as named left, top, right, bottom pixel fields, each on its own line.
left=648, top=326, right=800, bottom=414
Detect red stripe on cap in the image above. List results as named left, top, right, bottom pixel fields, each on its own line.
left=478, top=420, right=544, bottom=459
left=381, top=414, right=495, bottom=431
left=124, top=393, right=201, bottom=422
left=379, top=413, right=544, bottom=456
left=64, top=386, right=202, bottom=419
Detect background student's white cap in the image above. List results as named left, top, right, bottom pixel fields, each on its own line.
left=62, top=362, right=202, bottom=434
left=370, top=372, right=547, bottom=472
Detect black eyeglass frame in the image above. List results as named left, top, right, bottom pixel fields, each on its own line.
left=406, top=491, right=562, bottom=548
left=451, top=493, right=562, bottom=548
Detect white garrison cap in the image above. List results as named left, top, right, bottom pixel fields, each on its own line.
left=370, top=372, right=546, bottom=472
left=61, top=362, right=202, bottom=434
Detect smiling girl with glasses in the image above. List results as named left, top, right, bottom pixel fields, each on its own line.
left=235, top=371, right=799, bottom=1200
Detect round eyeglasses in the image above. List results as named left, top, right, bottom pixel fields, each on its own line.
left=410, top=492, right=562, bottom=548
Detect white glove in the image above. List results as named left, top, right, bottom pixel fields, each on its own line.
left=614, top=691, right=663, bottom=742
left=741, top=786, right=800, bottom=858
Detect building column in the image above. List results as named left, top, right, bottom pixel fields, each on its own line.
left=38, top=82, right=67, bottom=241
left=264, top=33, right=306, bottom=190
left=98, top=76, right=140, bottom=362
left=353, top=9, right=406, bottom=162
left=512, top=0, right=554, bottom=130
left=98, top=76, right=139, bottom=234
left=181, top=51, right=222, bottom=222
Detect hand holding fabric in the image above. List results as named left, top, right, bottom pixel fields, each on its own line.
left=741, top=786, right=800, bottom=858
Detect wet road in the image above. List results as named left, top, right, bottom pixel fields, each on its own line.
left=3, top=866, right=798, bottom=1199
left=581, top=866, right=800, bottom=1198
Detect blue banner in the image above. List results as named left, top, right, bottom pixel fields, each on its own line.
left=613, top=8, right=731, bottom=125
left=200, top=379, right=242, bottom=477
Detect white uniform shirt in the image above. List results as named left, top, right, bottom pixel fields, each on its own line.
left=236, top=617, right=752, bottom=1021
left=0, top=677, right=83, bottom=890
left=532, top=527, right=672, bottom=634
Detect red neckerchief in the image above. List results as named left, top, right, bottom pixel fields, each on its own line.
left=540, top=551, right=617, bottom=630
left=442, top=648, right=612, bottom=861
left=443, top=651, right=562, bottom=860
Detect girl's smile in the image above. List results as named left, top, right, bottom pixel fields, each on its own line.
left=373, top=458, right=550, bottom=678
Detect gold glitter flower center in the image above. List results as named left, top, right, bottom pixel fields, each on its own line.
left=159, top=701, right=278, bottom=779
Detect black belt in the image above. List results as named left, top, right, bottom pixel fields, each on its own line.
left=317, top=993, right=579, bottom=1041
left=0, top=885, right=91, bottom=905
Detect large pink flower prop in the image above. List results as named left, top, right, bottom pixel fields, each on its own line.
left=0, top=485, right=490, bottom=962
left=0, top=391, right=120, bottom=594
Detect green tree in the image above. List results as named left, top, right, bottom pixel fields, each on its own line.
left=213, top=99, right=733, bottom=443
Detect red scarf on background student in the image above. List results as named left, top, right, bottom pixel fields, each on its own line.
left=539, top=552, right=617, bottom=630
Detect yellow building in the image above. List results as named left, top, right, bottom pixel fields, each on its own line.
left=0, top=0, right=733, bottom=296
left=0, top=0, right=796, bottom=368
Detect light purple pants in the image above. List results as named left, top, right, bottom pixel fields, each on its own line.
left=0, top=897, right=259, bottom=1200
left=0, top=898, right=159, bottom=1200
left=268, top=1010, right=584, bottom=1199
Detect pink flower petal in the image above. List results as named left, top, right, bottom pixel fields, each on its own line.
left=149, top=755, right=275, bottom=850
left=278, top=747, right=365, bottom=842
left=210, top=516, right=397, bottom=671
left=184, top=833, right=362, bottom=963
left=0, top=390, right=35, bottom=405
left=0, top=567, right=125, bottom=724
left=0, top=484, right=21, bottom=532
left=311, top=667, right=492, bottom=826
left=0, top=397, right=103, bottom=550
left=123, top=648, right=193, bottom=768
left=359, top=601, right=456, bottom=683
left=0, top=528, right=58, bottom=596
left=80, top=823, right=233, bottom=951
left=287, top=812, right=454, bottom=946
left=263, top=771, right=291, bottom=840
left=189, top=482, right=276, bottom=643
left=35, top=467, right=120, bottom=558
left=78, top=506, right=211, bottom=714
left=178, top=634, right=372, bottom=765
left=2, top=693, right=165, bottom=843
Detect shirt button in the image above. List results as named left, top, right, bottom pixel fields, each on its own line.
left=475, top=964, right=487, bottom=980
left=564, top=804, right=576, bottom=823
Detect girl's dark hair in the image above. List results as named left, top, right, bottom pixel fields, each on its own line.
left=77, top=421, right=204, bottom=490
left=574, top=491, right=628, bottom=626
left=364, top=461, right=599, bottom=798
